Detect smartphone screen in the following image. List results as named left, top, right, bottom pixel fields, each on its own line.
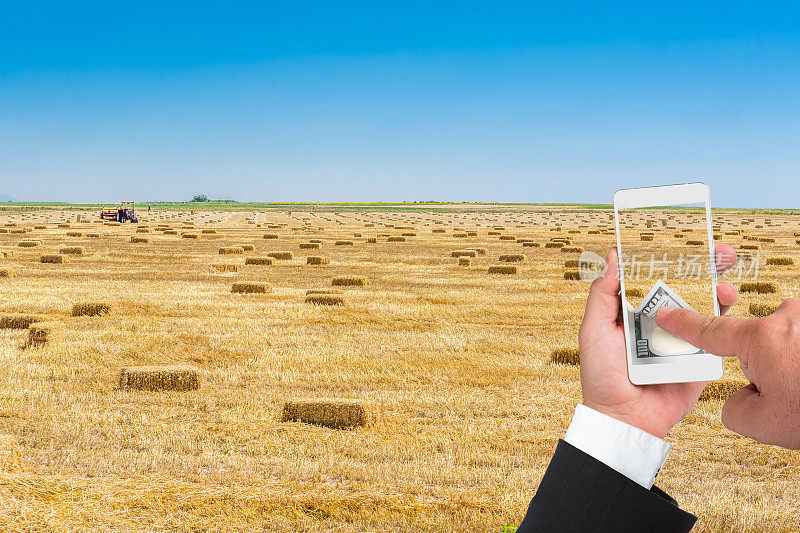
left=617, top=202, right=717, bottom=360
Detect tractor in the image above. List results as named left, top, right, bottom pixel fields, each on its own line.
left=100, top=201, right=139, bottom=223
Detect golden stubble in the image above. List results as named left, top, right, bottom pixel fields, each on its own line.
left=0, top=206, right=796, bottom=532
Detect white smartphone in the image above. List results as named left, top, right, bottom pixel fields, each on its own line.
left=613, top=183, right=723, bottom=385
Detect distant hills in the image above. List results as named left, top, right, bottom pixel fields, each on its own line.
left=0, top=193, right=19, bottom=202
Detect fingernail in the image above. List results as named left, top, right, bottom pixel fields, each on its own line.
left=656, top=306, right=676, bottom=320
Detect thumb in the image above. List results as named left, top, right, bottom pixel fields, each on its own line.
left=721, top=384, right=769, bottom=442
left=582, top=247, right=621, bottom=326
left=654, top=307, right=749, bottom=358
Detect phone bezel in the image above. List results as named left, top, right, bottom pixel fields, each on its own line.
left=613, top=182, right=723, bottom=385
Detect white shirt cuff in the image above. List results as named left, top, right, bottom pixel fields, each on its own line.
left=564, top=403, right=671, bottom=489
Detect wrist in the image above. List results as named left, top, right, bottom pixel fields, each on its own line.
left=565, top=404, right=672, bottom=489
left=581, top=401, right=669, bottom=439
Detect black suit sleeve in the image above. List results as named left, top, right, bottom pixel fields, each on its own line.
left=517, top=440, right=697, bottom=533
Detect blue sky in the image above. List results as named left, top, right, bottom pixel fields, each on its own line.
left=1, top=2, right=798, bottom=206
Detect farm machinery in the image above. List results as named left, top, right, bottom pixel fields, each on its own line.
left=100, top=201, right=139, bottom=223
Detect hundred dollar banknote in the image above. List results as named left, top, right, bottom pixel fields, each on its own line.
left=628, top=280, right=704, bottom=358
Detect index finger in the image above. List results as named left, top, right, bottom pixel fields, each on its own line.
left=654, top=306, right=752, bottom=359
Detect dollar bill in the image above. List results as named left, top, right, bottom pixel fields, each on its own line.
left=628, top=280, right=704, bottom=358
left=635, top=279, right=691, bottom=318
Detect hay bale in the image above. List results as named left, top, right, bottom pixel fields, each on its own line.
left=130, top=236, right=149, bottom=243
left=182, top=233, right=198, bottom=239
left=522, top=242, right=540, bottom=247
left=699, top=379, right=748, bottom=402
left=26, top=321, right=61, bottom=348
left=488, top=265, right=517, bottom=274
left=561, top=247, right=584, bottom=253
left=59, top=246, right=85, bottom=255
left=119, top=366, right=200, bottom=392
left=451, top=250, right=477, bottom=258
left=458, top=257, right=471, bottom=266
left=245, top=257, right=274, bottom=265
left=266, top=251, right=293, bottom=260
left=218, top=247, right=244, bottom=255
left=640, top=235, right=654, bottom=241
left=71, top=302, right=111, bottom=317
left=544, top=242, right=565, bottom=248
left=472, top=248, right=487, bottom=255
left=307, top=256, right=330, bottom=265
left=685, top=240, right=704, bottom=246
left=201, top=229, right=217, bottom=234
left=332, top=276, right=369, bottom=287
left=281, top=399, right=369, bottom=429
left=263, top=234, right=279, bottom=239
left=625, top=288, right=644, bottom=298
left=305, top=295, right=346, bottom=306
left=766, top=257, right=794, bottom=266
left=0, top=313, right=44, bottom=329
left=564, top=270, right=580, bottom=280
left=740, top=244, right=759, bottom=250
left=306, top=289, right=342, bottom=295
left=740, top=282, right=777, bottom=294
left=758, top=237, right=775, bottom=243
left=66, top=231, right=83, bottom=237
left=241, top=244, right=254, bottom=251
left=214, top=264, right=238, bottom=273
left=300, top=243, right=320, bottom=249
left=750, top=303, right=778, bottom=317
left=499, top=235, right=516, bottom=241
left=164, top=230, right=178, bottom=235
left=550, top=347, right=580, bottom=365
left=18, top=240, right=41, bottom=248
left=231, top=282, right=271, bottom=294
left=499, top=254, right=525, bottom=263
left=87, top=233, right=100, bottom=238
left=367, top=237, right=378, bottom=243
left=387, top=236, right=406, bottom=242
left=40, top=255, right=65, bottom=264
left=136, top=228, right=151, bottom=234
left=335, top=240, right=354, bottom=246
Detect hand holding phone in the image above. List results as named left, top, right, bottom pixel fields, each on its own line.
left=578, top=243, right=738, bottom=438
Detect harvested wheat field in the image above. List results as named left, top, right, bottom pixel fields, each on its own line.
left=0, top=204, right=798, bottom=532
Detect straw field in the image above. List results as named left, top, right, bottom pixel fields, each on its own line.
left=0, top=206, right=797, bottom=531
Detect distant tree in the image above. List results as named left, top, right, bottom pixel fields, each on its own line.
left=191, top=194, right=210, bottom=202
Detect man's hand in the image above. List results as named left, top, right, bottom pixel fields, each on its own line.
left=656, top=298, right=800, bottom=449
left=578, top=245, right=739, bottom=439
